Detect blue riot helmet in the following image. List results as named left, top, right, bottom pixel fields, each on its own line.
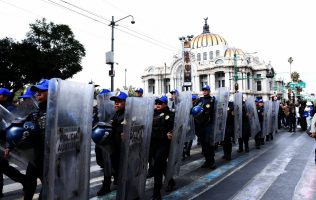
left=91, top=122, right=112, bottom=145
left=6, top=120, right=25, bottom=148
left=6, top=120, right=39, bottom=149
left=191, top=105, right=203, bottom=117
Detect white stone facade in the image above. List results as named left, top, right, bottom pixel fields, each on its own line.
left=141, top=19, right=277, bottom=100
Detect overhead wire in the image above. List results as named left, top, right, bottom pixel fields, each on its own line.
left=55, top=0, right=178, bottom=51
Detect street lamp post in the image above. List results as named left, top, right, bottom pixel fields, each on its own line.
left=288, top=57, right=294, bottom=102
left=107, top=15, right=135, bottom=91
left=124, top=68, right=127, bottom=88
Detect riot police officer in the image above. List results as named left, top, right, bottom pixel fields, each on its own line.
left=183, top=94, right=198, bottom=160
left=93, top=89, right=111, bottom=169
left=195, top=85, right=216, bottom=169
left=255, top=98, right=264, bottom=148
left=0, top=88, right=26, bottom=198
left=150, top=96, right=174, bottom=200
left=135, top=87, right=144, bottom=97
left=238, top=101, right=250, bottom=152
left=96, top=91, right=128, bottom=196
left=22, top=79, right=49, bottom=200
left=222, top=101, right=234, bottom=160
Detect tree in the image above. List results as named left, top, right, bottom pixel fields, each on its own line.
left=0, top=18, right=86, bottom=93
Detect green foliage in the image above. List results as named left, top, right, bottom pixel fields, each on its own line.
left=0, top=18, right=85, bottom=94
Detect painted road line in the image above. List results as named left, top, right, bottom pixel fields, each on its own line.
left=292, top=143, right=316, bottom=200
left=164, top=143, right=274, bottom=200
left=230, top=134, right=306, bottom=200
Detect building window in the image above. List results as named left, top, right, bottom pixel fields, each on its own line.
left=222, top=80, right=225, bottom=87
left=203, top=52, right=207, bottom=60
left=197, top=53, right=201, bottom=61
left=218, top=80, right=221, bottom=88
left=216, top=50, right=220, bottom=57
left=200, top=75, right=208, bottom=91
left=209, top=51, right=213, bottom=60
left=247, top=73, right=250, bottom=90
left=256, top=74, right=262, bottom=91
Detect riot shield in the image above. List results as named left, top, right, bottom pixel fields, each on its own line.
left=97, top=92, right=115, bottom=123
left=213, top=87, right=229, bottom=143
left=43, top=78, right=94, bottom=200
left=0, top=104, right=15, bottom=129
left=117, top=96, right=155, bottom=200
left=165, top=91, right=191, bottom=185
left=245, top=96, right=261, bottom=138
left=95, top=92, right=116, bottom=177
left=185, top=115, right=196, bottom=142
left=262, top=100, right=272, bottom=137
left=233, top=92, right=243, bottom=143
left=271, top=100, right=280, bottom=134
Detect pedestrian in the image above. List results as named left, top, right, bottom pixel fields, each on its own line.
left=150, top=96, right=174, bottom=200
left=0, top=87, right=26, bottom=198
left=96, top=91, right=128, bottom=196
left=288, top=102, right=297, bottom=132
left=194, top=85, right=216, bottom=169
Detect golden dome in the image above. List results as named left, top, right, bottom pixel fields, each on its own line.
left=224, top=48, right=245, bottom=58
left=191, top=18, right=227, bottom=49
left=191, top=33, right=227, bottom=49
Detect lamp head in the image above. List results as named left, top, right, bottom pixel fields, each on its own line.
left=131, top=20, right=135, bottom=24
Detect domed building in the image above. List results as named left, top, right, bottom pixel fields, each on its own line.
left=141, top=18, right=278, bottom=100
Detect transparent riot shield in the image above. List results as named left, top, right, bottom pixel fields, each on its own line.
left=185, top=115, right=196, bottom=142
left=1, top=98, right=40, bottom=167
left=233, top=92, right=243, bottom=143
left=97, top=92, right=115, bottom=123
left=213, top=87, right=229, bottom=143
left=95, top=92, right=116, bottom=177
left=117, top=96, right=154, bottom=200
left=43, top=78, right=94, bottom=200
left=165, top=91, right=191, bottom=185
left=245, top=96, right=261, bottom=138
left=271, top=100, right=280, bottom=134
left=262, top=100, right=272, bottom=137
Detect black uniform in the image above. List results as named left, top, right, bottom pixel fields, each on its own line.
left=238, top=102, right=250, bottom=152
left=23, top=102, right=46, bottom=200
left=150, top=107, right=174, bottom=199
left=256, top=104, right=264, bottom=148
left=195, top=95, right=216, bottom=168
left=223, top=102, right=234, bottom=160
left=0, top=101, right=26, bottom=198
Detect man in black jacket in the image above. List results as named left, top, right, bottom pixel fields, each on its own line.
left=150, top=96, right=174, bottom=200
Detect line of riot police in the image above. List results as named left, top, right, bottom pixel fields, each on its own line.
left=1, top=80, right=281, bottom=200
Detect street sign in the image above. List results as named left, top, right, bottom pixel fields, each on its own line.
left=289, top=82, right=297, bottom=89
left=298, top=81, right=306, bottom=88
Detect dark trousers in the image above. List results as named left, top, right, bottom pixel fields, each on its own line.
left=150, top=140, right=170, bottom=196
left=238, top=136, right=249, bottom=151
left=24, top=161, right=43, bottom=200
left=223, top=138, right=232, bottom=159
left=288, top=116, right=296, bottom=131
left=0, top=157, right=25, bottom=195
left=200, top=123, right=215, bottom=163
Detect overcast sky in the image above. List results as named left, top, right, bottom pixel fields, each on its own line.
left=0, top=0, right=315, bottom=94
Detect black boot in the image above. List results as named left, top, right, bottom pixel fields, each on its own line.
left=97, top=178, right=111, bottom=196
left=166, top=178, right=176, bottom=192
left=237, top=138, right=243, bottom=152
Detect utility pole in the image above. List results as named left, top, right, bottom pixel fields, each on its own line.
left=106, top=15, right=135, bottom=91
